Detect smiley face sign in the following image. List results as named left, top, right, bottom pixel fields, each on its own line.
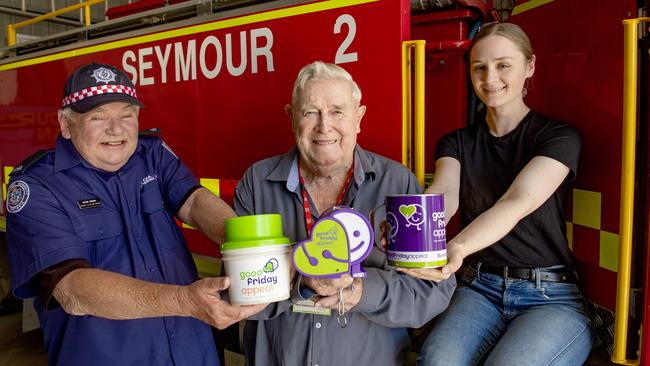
left=292, top=206, right=374, bottom=278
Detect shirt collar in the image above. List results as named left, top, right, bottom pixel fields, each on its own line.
left=54, top=134, right=142, bottom=173
left=265, top=145, right=376, bottom=192
left=354, top=145, right=375, bottom=184
left=54, top=135, right=83, bottom=173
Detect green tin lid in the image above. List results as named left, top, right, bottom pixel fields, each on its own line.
left=221, top=214, right=290, bottom=250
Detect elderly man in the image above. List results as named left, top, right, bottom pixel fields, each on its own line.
left=6, top=62, right=265, bottom=366
left=234, top=61, right=456, bottom=365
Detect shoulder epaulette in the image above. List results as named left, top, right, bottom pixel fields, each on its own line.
left=139, top=127, right=161, bottom=136
left=9, top=149, right=54, bottom=176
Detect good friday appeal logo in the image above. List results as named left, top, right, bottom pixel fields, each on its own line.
left=239, top=258, right=281, bottom=297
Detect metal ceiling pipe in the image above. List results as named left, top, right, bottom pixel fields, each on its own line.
left=411, top=0, right=453, bottom=12
left=0, top=6, right=83, bottom=26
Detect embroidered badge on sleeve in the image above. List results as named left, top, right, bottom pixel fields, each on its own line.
left=7, top=181, right=30, bottom=213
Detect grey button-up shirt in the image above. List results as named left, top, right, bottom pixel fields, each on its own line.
left=234, top=145, right=456, bottom=366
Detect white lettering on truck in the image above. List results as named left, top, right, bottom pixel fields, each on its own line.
left=122, top=27, right=275, bottom=86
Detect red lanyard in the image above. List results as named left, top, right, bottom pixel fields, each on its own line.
left=298, top=159, right=354, bottom=235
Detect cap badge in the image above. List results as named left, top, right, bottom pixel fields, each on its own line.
left=91, top=67, right=117, bottom=84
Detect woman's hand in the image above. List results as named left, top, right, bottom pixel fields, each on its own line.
left=396, top=242, right=464, bottom=281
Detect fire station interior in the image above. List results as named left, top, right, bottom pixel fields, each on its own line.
left=0, top=0, right=648, bottom=365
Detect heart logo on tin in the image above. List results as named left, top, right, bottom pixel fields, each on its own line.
left=293, top=219, right=350, bottom=277
left=399, top=204, right=417, bottom=219
left=263, top=258, right=278, bottom=273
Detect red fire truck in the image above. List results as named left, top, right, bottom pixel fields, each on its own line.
left=0, top=0, right=646, bottom=364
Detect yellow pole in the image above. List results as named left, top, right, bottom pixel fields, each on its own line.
left=7, top=25, right=16, bottom=47
left=413, top=40, right=426, bottom=188
left=402, top=39, right=426, bottom=182
left=402, top=42, right=412, bottom=168
left=6, top=0, right=105, bottom=46
left=611, top=17, right=650, bottom=366
left=84, top=5, right=92, bottom=27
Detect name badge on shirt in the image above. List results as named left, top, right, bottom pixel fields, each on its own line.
left=292, top=298, right=332, bottom=316
left=77, top=198, right=101, bottom=210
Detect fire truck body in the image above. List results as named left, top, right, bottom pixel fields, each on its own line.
left=1, top=0, right=410, bottom=257
left=0, top=0, right=647, bottom=363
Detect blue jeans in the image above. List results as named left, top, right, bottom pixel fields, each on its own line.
left=418, top=266, right=593, bottom=366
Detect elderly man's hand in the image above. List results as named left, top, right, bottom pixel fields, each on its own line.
left=303, top=274, right=354, bottom=297
left=378, top=220, right=388, bottom=252
left=303, top=274, right=362, bottom=312
left=313, top=277, right=363, bottom=312
left=181, top=277, right=267, bottom=329
left=289, top=258, right=297, bottom=285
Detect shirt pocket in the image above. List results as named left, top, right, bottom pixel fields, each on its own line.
left=141, top=183, right=165, bottom=213
left=71, top=211, right=124, bottom=241
left=140, top=183, right=183, bottom=250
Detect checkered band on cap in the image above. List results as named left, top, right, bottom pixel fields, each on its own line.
left=61, top=84, right=138, bottom=108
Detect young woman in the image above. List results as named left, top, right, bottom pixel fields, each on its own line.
left=400, top=23, right=593, bottom=365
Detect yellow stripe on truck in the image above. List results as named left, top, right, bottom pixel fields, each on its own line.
left=182, top=178, right=221, bottom=230
left=200, top=178, right=220, bottom=197
left=0, top=0, right=378, bottom=71
left=2, top=166, right=14, bottom=206
left=511, top=0, right=555, bottom=16
left=193, top=253, right=222, bottom=278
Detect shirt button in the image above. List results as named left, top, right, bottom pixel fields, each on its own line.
left=149, top=267, right=157, bottom=272
left=170, top=332, right=175, bottom=338
left=315, top=322, right=321, bottom=329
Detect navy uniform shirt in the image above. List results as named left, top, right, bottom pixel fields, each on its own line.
left=7, top=135, right=219, bottom=366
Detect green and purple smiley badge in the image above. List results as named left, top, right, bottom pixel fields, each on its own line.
left=293, top=206, right=374, bottom=278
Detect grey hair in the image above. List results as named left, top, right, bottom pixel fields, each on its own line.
left=291, top=61, right=362, bottom=106
left=59, top=105, right=140, bottom=122
left=59, top=107, right=81, bottom=122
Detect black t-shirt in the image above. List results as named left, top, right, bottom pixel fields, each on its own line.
left=435, top=110, right=582, bottom=268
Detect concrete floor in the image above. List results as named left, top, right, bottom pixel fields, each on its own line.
left=0, top=310, right=47, bottom=366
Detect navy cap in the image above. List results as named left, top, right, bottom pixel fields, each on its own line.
left=62, top=62, right=145, bottom=113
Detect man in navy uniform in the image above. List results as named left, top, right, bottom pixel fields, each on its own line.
left=6, top=63, right=265, bottom=365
